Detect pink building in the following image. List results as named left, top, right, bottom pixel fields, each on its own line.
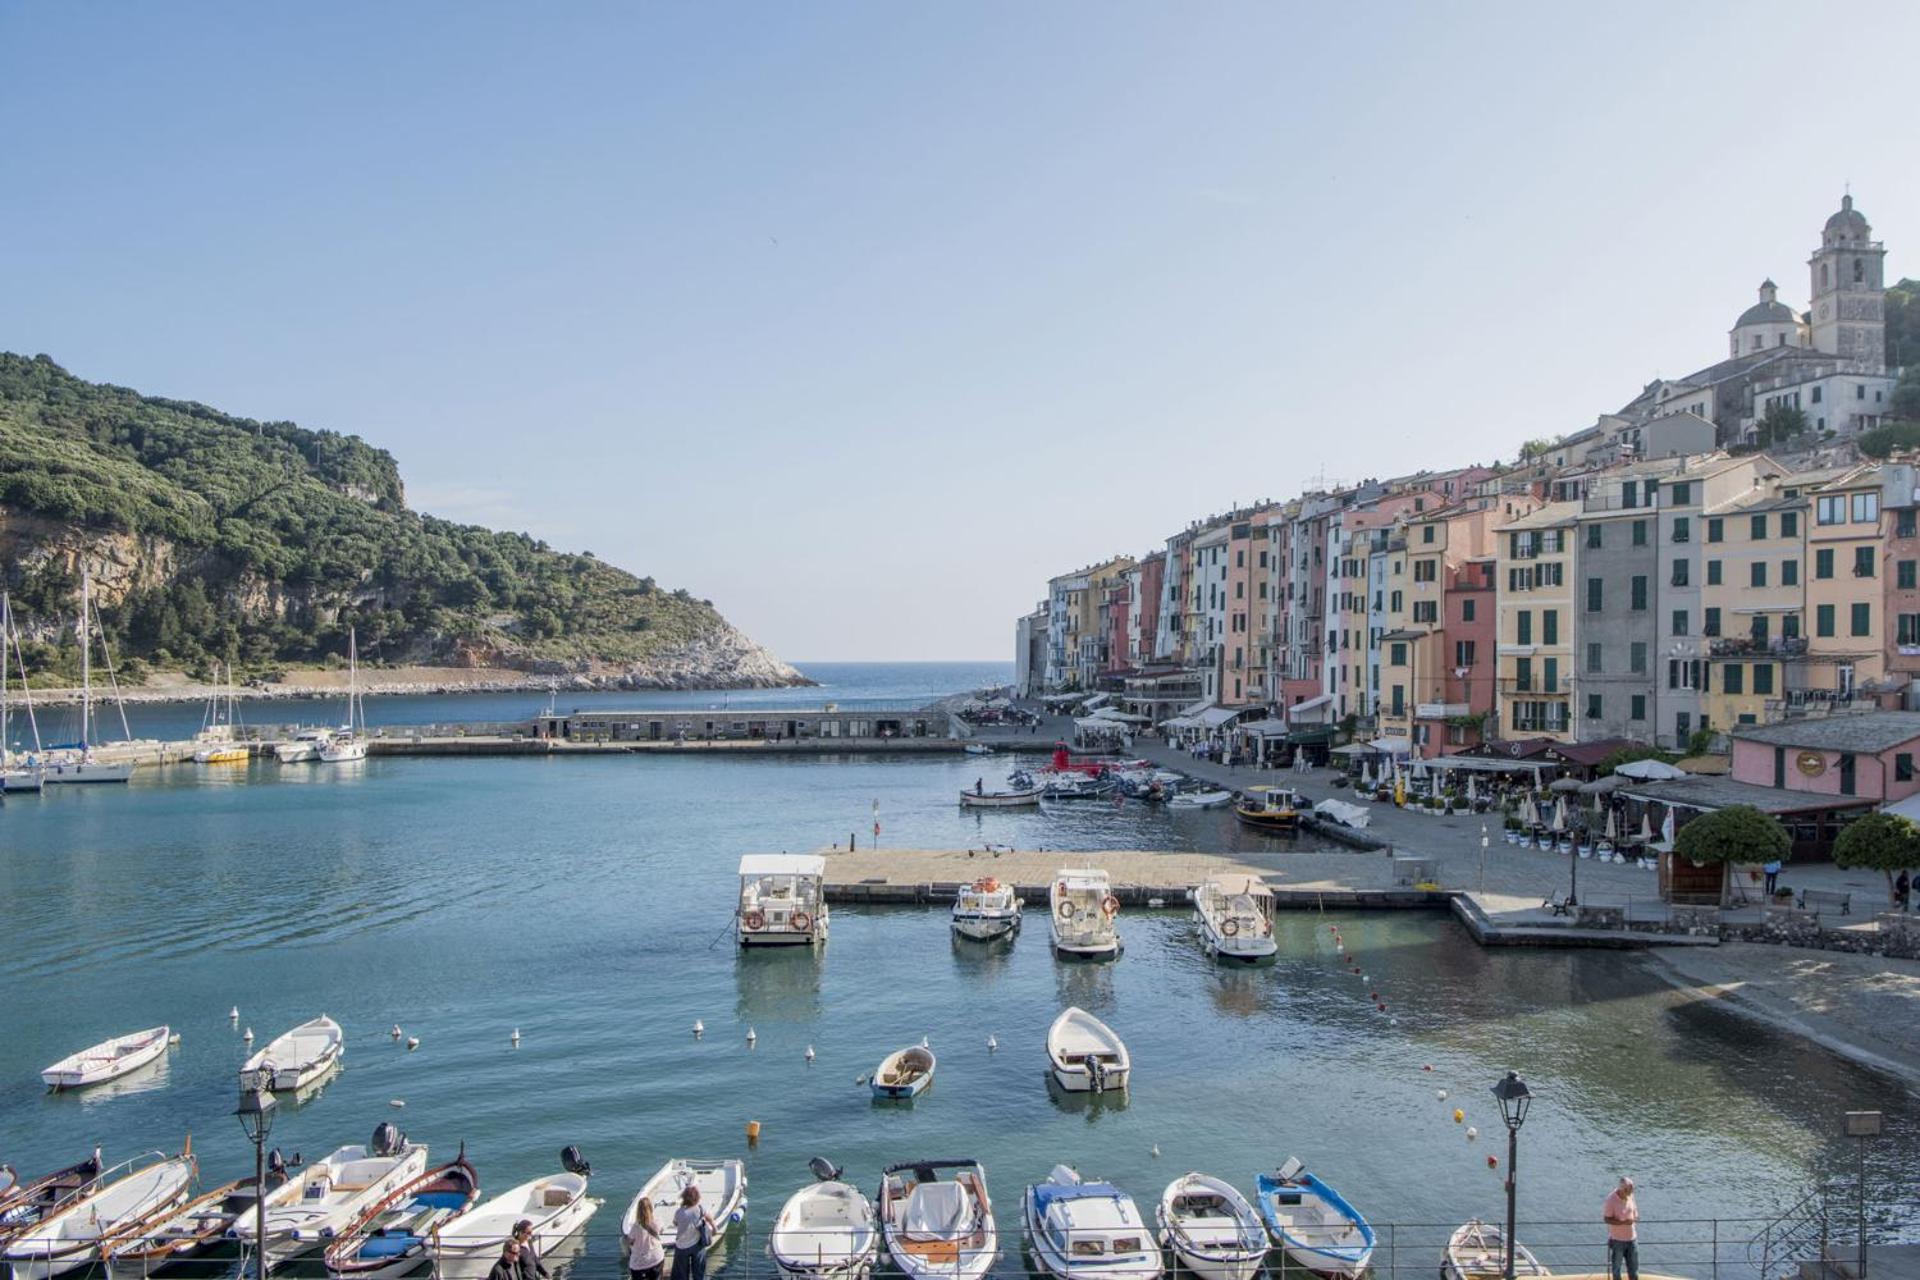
left=1730, top=712, right=1920, bottom=804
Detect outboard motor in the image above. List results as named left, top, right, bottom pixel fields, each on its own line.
left=370, top=1123, right=406, bottom=1158
left=808, top=1156, right=841, bottom=1183
left=268, top=1149, right=287, bottom=1177
left=561, top=1146, right=591, bottom=1177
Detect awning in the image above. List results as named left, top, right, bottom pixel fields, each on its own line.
left=1368, top=737, right=1412, bottom=755
left=1074, top=716, right=1128, bottom=731
left=1237, top=718, right=1291, bottom=737
left=1885, top=793, right=1920, bottom=822
left=1423, top=753, right=1556, bottom=774
left=1195, top=706, right=1247, bottom=729
left=1284, top=693, right=1334, bottom=722
left=1081, top=693, right=1113, bottom=711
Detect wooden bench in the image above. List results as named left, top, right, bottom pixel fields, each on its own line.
left=1543, top=891, right=1574, bottom=917
left=1797, top=888, right=1852, bottom=917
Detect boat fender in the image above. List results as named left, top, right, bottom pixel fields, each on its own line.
left=742, top=910, right=766, bottom=931
left=1221, top=918, right=1240, bottom=938
left=1056, top=900, right=1077, bottom=921
left=790, top=911, right=811, bottom=934
left=1100, top=895, right=1120, bottom=918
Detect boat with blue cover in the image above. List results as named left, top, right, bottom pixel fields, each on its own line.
left=323, top=1152, right=480, bottom=1280
left=1254, top=1159, right=1374, bottom=1278
left=1022, top=1165, right=1160, bottom=1280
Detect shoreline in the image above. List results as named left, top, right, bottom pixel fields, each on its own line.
left=13, top=665, right=818, bottom=707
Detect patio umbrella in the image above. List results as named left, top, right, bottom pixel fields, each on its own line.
left=1549, top=776, right=1584, bottom=793
left=1551, top=797, right=1569, bottom=832
left=1466, top=773, right=1478, bottom=806
left=1614, top=759, right=1688, bottom=782
left=1519, top=795, right=1537, bottom=828
left=1659, top=810, right=1677, bottom=850
left=1578, top=775, right=1625, bottom=796
left=1362, top=761, right=1375, bottom=787
left=1638, top=811, right=1654, bottom=842
left=1604, top=808, right=1619, bottom=841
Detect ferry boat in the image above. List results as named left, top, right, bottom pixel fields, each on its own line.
left=738, top=855, right=830, bottom=947
left=1191, top=876, right=1278, bottom=966
left=1049, top=868, right=1121, bottom=959
left=951, top=878, right=1021, bottom=941
left=1232, top=786, right=1304, bottom=833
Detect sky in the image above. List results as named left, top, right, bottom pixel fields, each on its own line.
left=3, top=3, right=1918, bottom=662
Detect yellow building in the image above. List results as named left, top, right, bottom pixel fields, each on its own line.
left=1495, top=501, right=1580, bottom=741
left=1804, top=465, right=1887, bottom=707
left=1701, top=485, right=1805, bottom=729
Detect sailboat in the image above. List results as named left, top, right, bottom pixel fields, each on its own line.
left=1, top=592, right=47, bottom=792
left=192, top=664, right=250, bottom=764
left=320, top=628, right=370, bottom=763
left=43, top=570, right=134, bottom=785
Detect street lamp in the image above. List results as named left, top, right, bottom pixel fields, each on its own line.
left=236, top=1077, right=279, bottom=1280
left=1845, top=1110, right=1882, bottom=1279
left=1492, top=1071, right=1533, bottom=1280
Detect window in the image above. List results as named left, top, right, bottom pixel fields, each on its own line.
left=1630, top=642, right=1647, bottom=674
left=1817, top=495, right=1845, bottom=525
left=1389, top=643, right=1407, bottom=665
left=1586, top=693, right=1603, bottom=720
left=1723, top=663, right=1744, bottom=695
left=1816, top=548, right=1834, bottom=579
left=1750, top=514, right=1768, bottom=541
left=1586, top=523, right=1602, bottom=549
left=1671, top=559, right=1689, bottom=587
left=1673, top=516, right=1691, bottom=543
left=1413, top=600, right=1437, bottom=623
left=1852, top=602, right=1872, bottom=636
left=1751, top=613, right=1769, bottom=644
left=1812, top=385, right=1824, bottom=404
left=1783, top=613, right=1801, bottom=640
left=1543, top=657, right=1559, bottom=693
left=1423, top=525, right=1435, bottom=543
left=1704, top=607, right=1721, bottom=637
left=1751, top=562, right=1767, bottom=588
left=1840, top=753, right=1856, bottom=797
left=1632, top=576, right=1648, bottom=610
left=1857, top=382, right=1867, bottom=399
left=1676, top=712, right=1691, bottom=740
left=1461, top=598, right=1476, bottom=622
left=1817, top=604, right=1836, bottom=636
left=1516, top=611, right=1531, bottom=645
left=1753, top=663, right=1773, bottom=695
left=1855, top=546, right=1876, bottom=577
left=1587, top=578, right=1604, bottom=611
left=1514, top=657, right=1532, bottom=692
left=1854, top=493, right=1880, bottom=523
left=1632, top=520, right=1647, bottom=547
left=1783, top=560, right=1799, bottom=586
left=1455, top=640, right=1476, bottom=667
left=1707, top=560, right=1722, bottom=586
left=1623, top=481, right=1638, bottom=508
left=1899, top=753, right=1915, bottom=784
left=1707, top=518, right=1725, bottom=543
left=1390, top=590, right=1403, bottom=612
left=1542, top=610, right=1558, bottom=646
left=1902, top=615, right=1920, bottom=647
left=1587, top=642, right=1603, bottom=672
left=1672, top=482, right=1691, bottom=505
left=1630, top=694, right=1647, bottom=721
left=1414, top=559, right=1436, bottom=582
left=1902, top=511, right=1918, bottom=539
left=1782, top=511, right=1799, bottom=537
left=1672, top=609, right=1688, bottom=636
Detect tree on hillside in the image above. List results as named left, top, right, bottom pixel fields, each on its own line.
left=1671, top=805, right=1790, bottom=904
left=1833, top=812, right=1920, bottom=907
left=1887, top=277, right=1920, bottom=370
left=1858, top=420, right=1920, bottom=460
left=1516, top=438, right=1560, bottom=461
left=1753, top=403, right=1810, bottom=449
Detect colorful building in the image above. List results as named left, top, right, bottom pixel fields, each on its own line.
left=1495, top=501, right=1580, bottom=741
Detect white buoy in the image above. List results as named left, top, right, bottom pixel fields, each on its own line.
left=229, top=1006, right=239, bottom=1022
left=389, top=1099, right=406, bottom=1108
left=391, top=1024, right=403, bottom=1040
left=511, top=1029, right=521, bottom=1047
left=1466, top=1127, right=1479, bottom=1141
left=1150, top=1145, right=1161, bottom=1158
left=406, top=1036, right=420, bottom=1051
left=168, top=1032, right=182, bottom=1047
left=805, top=1044, right=816, bottom=1063
left=1437, top=1089, right=1449, bottom=1101
left=920, top=1035, right=930, bottom=1048
left=987, top=1035, right=998, bottom=1052
left=243, top=1027, right=254, bottom=1042
left=693, top=1020, right=705, bottom=1037
left=746, top=1027, right=757, bottom=1045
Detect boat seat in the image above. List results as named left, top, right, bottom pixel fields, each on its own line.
left=542, top=1187, right=573, bottom=1207
left=903, top=1183, right=968, bottom=1238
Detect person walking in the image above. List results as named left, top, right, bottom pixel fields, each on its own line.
left=670, top=1186, right=717, bottom=1280
left=1896, top=868, right=1912, bottom=912
left=512, top=1221, right=549, bottom=1280
left=1603, top=1177, right=1640, bottom=1280
left=627, top=1199, right=666, bottom=1280
left=1763, top=859, right=1782, bottom=896
left=488, top=1242, right=522, bottom=1280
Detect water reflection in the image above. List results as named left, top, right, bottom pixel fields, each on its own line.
left=1043, top=1072, right=1131, bottom=1119
left=59, top=1050, right=173, bottom=1106
left=733, top=948, right=824, bottom=1025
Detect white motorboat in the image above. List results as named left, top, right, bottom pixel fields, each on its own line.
left=4, top=1153, right=195, bottom=1280
left=1046, top=1007, right=1131, bottom=1093
left=41, top=571, right=135, bottom=787
left=1022, top=1165, right=1160, bottom=1280
left=623, top=1159, right=747, bottom=1255
left=958, top=786, right=1041, bottom=808
left=1444, top=1219, right=1547, bottom=1280
left=739, top=854, right=830, bottom=947
left=433, top=1151, right=598, bottom=1280
left=320, top=628, right=370, bottom=764
left=1255, top=1160, right=1376, bottom=1278
left=40, top=1025, right=172, bottom=1091
left=103, top=1166, right=292, bottom=1272
left=243, top=1015, right=345, bottom=1091
left=1191, top=876, right=1278, bottom=966
left=276, top=728, right=334, bottom=763
left=229, top=1127, right=428, bottom=1263
left=875, top=1159, right=997, bottom=1280
left=1050, top=868, right=1121, bottom=959
left=963, top=743, right=993, bottom=756
left=1169, top=788, right=1233, bottom=809
left=769, top=1159, right=879, bottom=1280
left=951, top=878, right=1022, bottom=941
left=323, top=1152, right=481, bottom=1280
left=1156, top=1173, right=1267, bottom=1280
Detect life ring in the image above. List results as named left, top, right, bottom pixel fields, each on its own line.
left=1221, top=918, right=1240, bottom=937
left=743, top=910, right=766, bottom=931
left=976, top=877, right=999, bottom=892
left=1057, top=899, right=1078, bottom=921
left=1100, top=895, right=1120, bottom=918
left=790, top=911, right=812, bottom=933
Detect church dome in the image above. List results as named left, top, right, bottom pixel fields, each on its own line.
left=1733, top=279, right=1795, bottom=330
left=1825, top=194, right=1870, bottom=240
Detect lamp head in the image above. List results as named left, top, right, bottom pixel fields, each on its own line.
left=236, top=1079, right=278, bottom=1144
left=1491, top=1070, right=1532, bottom=1131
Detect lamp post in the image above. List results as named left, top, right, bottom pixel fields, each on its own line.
left=1845, top=1111, right=1882, bottom=1279
left=1492, top=1071, right=1533, bottom=1280
left=1479, top=823, right=1489, bottom=896
left=236, top=1077, right=278, bottom=1280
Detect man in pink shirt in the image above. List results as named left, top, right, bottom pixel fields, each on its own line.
left=1602, top=1177, right=1639, bottom=1280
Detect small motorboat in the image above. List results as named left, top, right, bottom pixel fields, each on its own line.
left=1046, top=1007, right=1130, bottom=1093
left=1255, top=1160, right=1375, bottom=1278
left=4, top=1151, right=196, bottom=1280
left=276, top=728, right=334, bottom=763
left=951, top=879, right=1022, bottom=941
left=243, top=1015, right=345, bottom=1091
left=323, top=1151, right=481, bottom=1279
left=769, top=1158, right=879, bottom=1280
left=103, top=1163, right=293, bottom=1271
left=229, top=1126, right=429, bottom=1264
left=1169, top=788, right=1233, bottom=809
left=1191, top=877, right=1278, bottom=966
left=1234, top=786, right=1304, bottom=831
left=963, top=744, right=993, bottom=756
left=623, top=1159, right=747, bottom=1256
left=739, top=854, right=831, bottom=947
left=0, top=1152, right=104, bottom=1249
left=1156, top=1173, right=1267, bottom=1280
left=872, top=1046, right=936, bottom=1101
left=1040, top=774, right=1114, bottom=800
left=433, top=1150, right=598, bottom=1280
left=1050, top=868, right=1121, bottom=960
left=958, top=786, right=1041, bottom=808
left=1022, top=1165, right=1160, bottom=1280
left=41, top=1026, right=172, bottom=1091
left=1444, top=1219, right=1549, bottom=1280
left=875, top=1160, right=997, bottom=1280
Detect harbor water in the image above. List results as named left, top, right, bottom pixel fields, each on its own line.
left=3, top=665, right=1917, bottom=1278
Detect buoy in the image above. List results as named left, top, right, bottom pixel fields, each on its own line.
left=229, top=1007, right=239, bottom=1022
left=1371, top=991, right=1379, bottom=1000
left=168, top=1033, right=182, bottom=1047
left=511, top=1029, right=521, bottom=1047
left=805, top=1045, right=816, bottom=1063
left=407, top=1037, right=420, bottom=1051
left=389, top=1099, right=406, bottom=1108
left=746, top=1120, right=761, bottom=1143
left=1150, top=1145, right=1161, bottom=1158
left=1376, top=1003, right=1386, bottom=1012
left=1466, top=1127, right=1479, bottom=1141
left=391, top=1024, right=402, bottom=1040
left=746, top=1027, right=757, bottom=1045
left=1487, top=1155, right=1499, bottom=1169
left=1436, top=1089, right=1448, bottom=1101
left=1453, top=1109, right=1464, bottom=1124
left=855, top=1075, right=868, bottom=1087
left=243, top=1027, right=254, bottom=1042
left=920, top=1035, right=930, bottom=1048
left=693, top=1020, right=705, bottom=1037
left=1423, top=1064, right=1434, bottom=1072
left=987, top=1035, right=998, bottom=1052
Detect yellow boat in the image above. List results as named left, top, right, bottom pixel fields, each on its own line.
left=1233, top=785, right=1304, bottom=832
left=193, top=745, right=250, bottom=765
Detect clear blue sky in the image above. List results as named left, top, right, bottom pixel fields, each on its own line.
left=3, top=3, right=1917, bottom=662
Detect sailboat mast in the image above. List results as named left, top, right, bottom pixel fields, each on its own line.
left=80, top=569, right=92, bottom=747
left=1, top=593, right=10, bottom=758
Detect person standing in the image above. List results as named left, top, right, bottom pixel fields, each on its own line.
left=670, top=1186, right=717, bottom=1280
left=512, top=1221, right=549, bottom=1280
left=1896, top=868, right=1912, bottom=912
left=1603, top=1177, right=1639, bottom=1280
left=1763, top=859, right=1782, bottom=896
left=627, top=1199, right=666, bottom=1280
left=488, top=1242, right=521, bottom=1280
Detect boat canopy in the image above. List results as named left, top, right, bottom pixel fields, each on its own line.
left=1030, top=1181, right=1126, bottom=1216
left=738, top=854, right=827, bottom=878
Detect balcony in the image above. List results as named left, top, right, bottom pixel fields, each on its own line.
left=1499, top=679, right=1567, bottom=696
left=1708, top=636, right=1810, bottom=658
left=1415, top=701, right=1470, bottom=719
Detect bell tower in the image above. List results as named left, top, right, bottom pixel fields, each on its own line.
left=1807, top=193, right=1887, bottom=373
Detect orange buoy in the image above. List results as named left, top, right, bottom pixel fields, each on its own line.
left=746, top=1120, right=762, bottom=1142
left=1453, top=1109, right=1464, bottom=1123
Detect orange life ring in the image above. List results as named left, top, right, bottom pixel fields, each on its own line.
left=1057, top=899, right=1077, bottom=921
left=790, top=911, right=812, bottom=933
left=743, top=910, right=766, bottom=930
left=975, top=877, right=999, bottom=892
left=1221, top=918, right=1240, bottom=937
left=1100, top=895, right=1120, bottom=918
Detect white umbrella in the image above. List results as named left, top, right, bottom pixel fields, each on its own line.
left=1519, top=795, right=1538, bottom=828
left=1466, top=773, right=1478, bottom=806
left=1638, top=811, right=1654, bottom=842
left=1604, top=808, right=1619, bottom=841
left=1614, top=759, right=1688, bottom=782
left=1362, top=761, right=1375, bottom=787
left=1659, top=810, right=1677, bottom=850
left=1551, top=797, right=1569, bottom=832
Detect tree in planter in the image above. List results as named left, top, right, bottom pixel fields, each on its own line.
left=1670, top=805, right=1791, bottom=904
left=1833, top=813, right=1920, bottom=908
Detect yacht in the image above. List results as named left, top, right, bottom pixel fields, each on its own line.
left=1191, top=876, right=1278, bottom=966
left=1, top=592, right=46, bottom=792
left=1049, top=868, right=1121, bottom=959
left=738, top=854, right=830, bottom=946
left=951, top=878, right=1021, bottom=941
left=43, top=571, right=134, bottom=785
left=276, top=727, right=334, bottom=763
left=192, top=664, right=250, bottom=764
left=320, top=628, right=370, bottom=763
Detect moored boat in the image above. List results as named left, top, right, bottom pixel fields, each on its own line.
left=739, top=854, right=831, bottom=947
left=242, top=1015, right=345, bottom=1091
left=1049, top=869, right=1121, bottom=959
left=958, top=786, right=1041, bottom=808
left=40, top=571, right=135, bottom=787
left=1169, top=787, right=1232, bottom=809
left=871, top=1046, right=936, bottom=1101
left=1156, top=1173, right=1266, bottom=1280
left=1022, top=1165, right=1160, bottom=1280
left=1, top=592, right=47, bottom=793
left=1444, top=1218, right=1548, bottom=1280
left=1233, top=786, right=1304, bottom=832
left=40, top=1025, right=173, bottom=1091
left=768, top=1159, right=879, bottom=1280
left=0, top=1153, right=105, bottom=1251
left=323, top=1151, right=481, bottom=1279
left=433, top=1150, right=598, bottom=1280
left=275, top=728, right=334, bottom=763
left=622, top=1159, right=747, bottom=1256
left=1255, top=1160, right=1375, bottom=1278
left=951, top=878, right=1021, bottom=941
left=875, top=1159, right=997, bottom=1280
left=229, top=1127, right=428, bottom=1264
left=103, top=1160, right=293, bottom=1271
left=1191, top=877, right=1278, bottom=966
left=3, top=1151, right=195, bottom=1280
left=1046, top=1007, right=1130, bottom=1093
left=319, top=628, right=371, bottom=763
